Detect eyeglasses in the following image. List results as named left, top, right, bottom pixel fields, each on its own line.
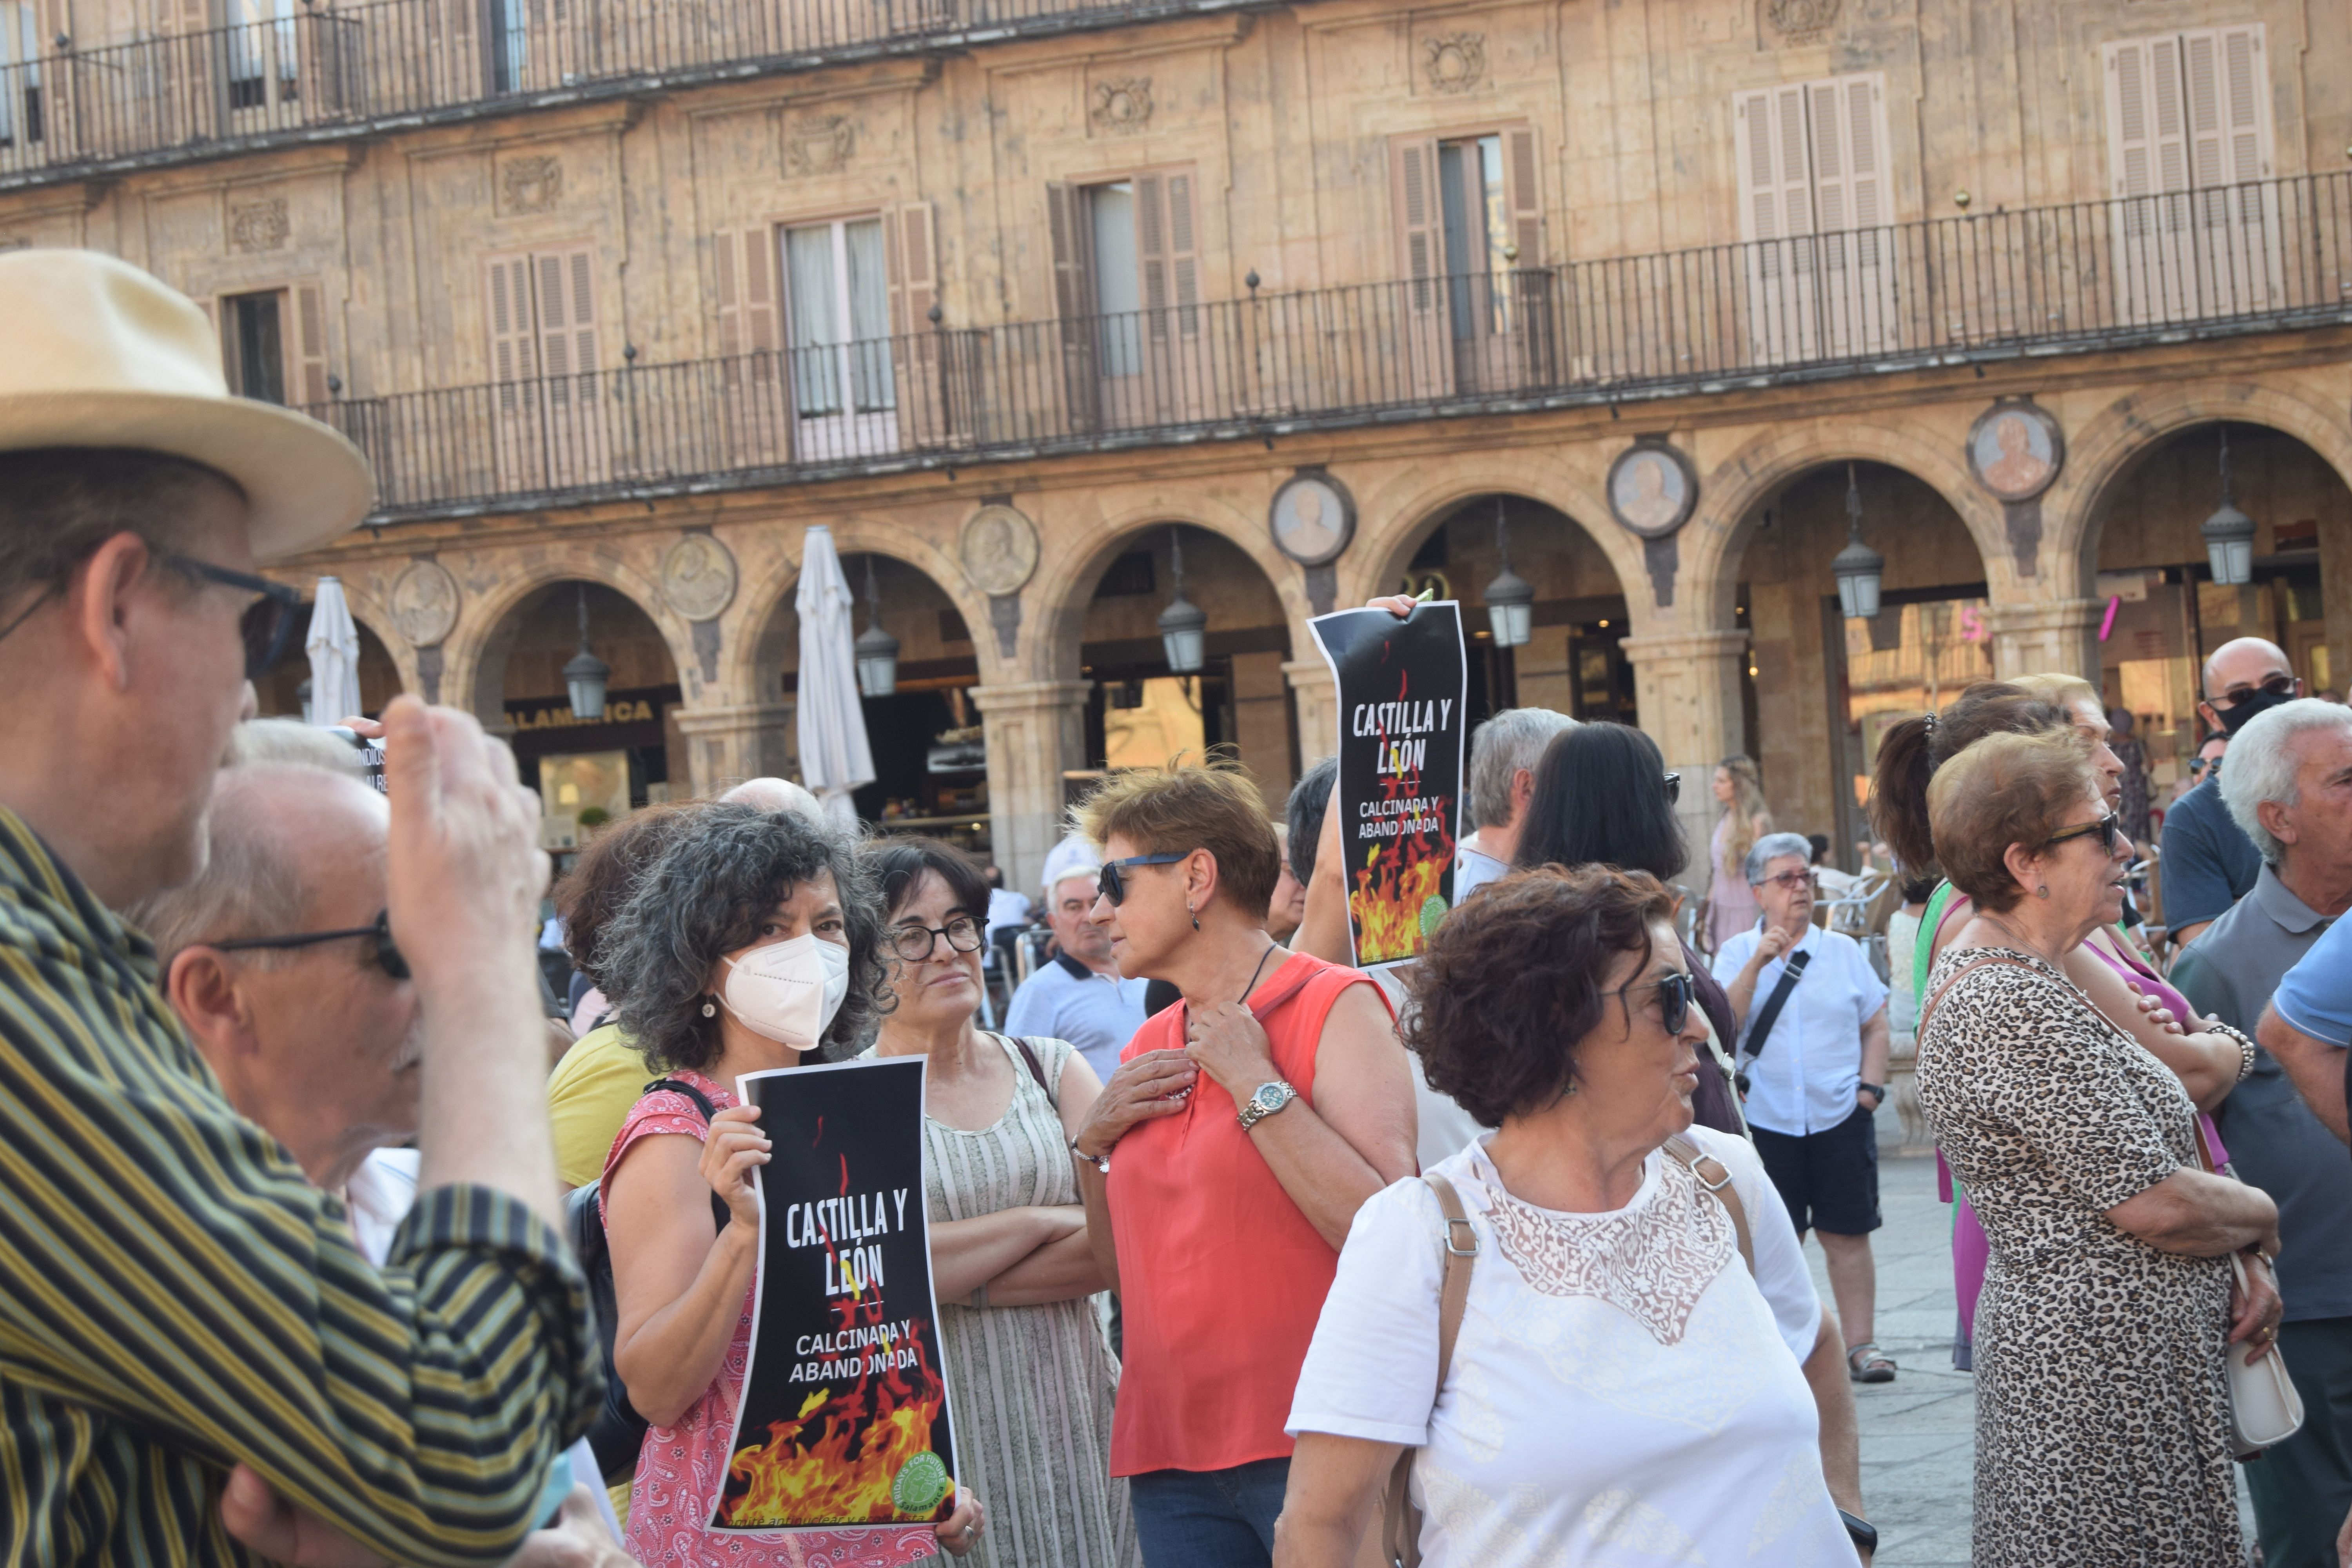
left=2189, top=757, right=2218, bottom=778
left=1621, top=970, right=1695, bottom=1036
left=889, top=915, right=982, bottom=964
left=2214, top=674, right=2297, bottom=708
left=158, top=552, right=303, bottom=680
left=2042, top=812, right=2123, bottom=856
left=1098, top=852, right=1189, bottom=907
left=209, top=909, right=408, bottom=979
left=1662, top=772, right=1681, bottom=804
left=1757, top=870, right=1813, bottom=892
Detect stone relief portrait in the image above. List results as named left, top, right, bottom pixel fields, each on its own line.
left=387, top=560, right=461, bottom=648
left=661, top=534, right=739, bottom=622
left=960, top=504, right=1041, bottom=596
left=1968, top=402, right=2063, bottom=502
left=1607, top=443, right=1697, bottom=538
left=1269, top=472, right=1356, bottom=566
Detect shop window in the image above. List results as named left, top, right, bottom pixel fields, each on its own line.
left=1731, top=74, right=1896, bottom=363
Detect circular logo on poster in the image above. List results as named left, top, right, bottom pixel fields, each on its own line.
left=891, top=1451, right=952, bottom=1515
left=959, top=504, right=1040, bottom=597
left=1967, top=400, right=2064, bottom=503
left=661, top=534, right=739, bottom=623
left=1606, top=441, right=1698, bottom=540
left=1270, top=470, right=1357, bottom=567
left=387, top=559, right=460, bottom=648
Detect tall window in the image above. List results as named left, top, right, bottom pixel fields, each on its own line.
left=1390, top=127, right=1545, bottom=396
left=1732, top=73, right=1896, bottom=362
left=219, top=282, right=329, bottom=406
left=483, top=248, right=604, bottom=485
left=1044, top=172, right=1203, bottom=427
left=2102, top=26, right=2278, bottom=321
left=784, top=216, right=893, bottom=418
left=226, top=0, right=298, bottom=109
left=0, top=3, right=42, bottom=150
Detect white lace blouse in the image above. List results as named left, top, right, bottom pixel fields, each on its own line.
left=1287, top=1127, right=1856, bottom=1568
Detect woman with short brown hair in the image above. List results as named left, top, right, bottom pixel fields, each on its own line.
left=1915, top=730, right=2274, bottom=1566
left=1064, top=761, right=1415, bottom=1568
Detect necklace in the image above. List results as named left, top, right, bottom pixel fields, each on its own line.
left=1237, top=940, right=1282, bottom=1006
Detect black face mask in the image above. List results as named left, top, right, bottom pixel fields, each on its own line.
left=2215, top=684, right=2296, bottom=737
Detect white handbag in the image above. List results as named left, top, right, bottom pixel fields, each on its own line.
left=2225, top=1250, right=2304, bottom=1459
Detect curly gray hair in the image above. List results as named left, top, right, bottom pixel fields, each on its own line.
left=598, top=803, right=888, bottom=1072
left=2221, top=698, right=2352, bottom=864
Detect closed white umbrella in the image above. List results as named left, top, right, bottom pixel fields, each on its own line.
left=795, top=527, right=876, bottom=825
left=306, top=576, right=363, bottom=726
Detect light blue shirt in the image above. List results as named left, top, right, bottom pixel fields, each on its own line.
left=2274, top=909, right=2352, bottom=1046
left=1711, top=924, right=1887, bottom=1137
left=1002, top=955, right=1151, bottom=1085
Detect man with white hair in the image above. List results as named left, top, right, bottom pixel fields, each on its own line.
left=2171, top=697, right=2352, bottom=1566
left=1003, top=838, right=1150, bottom=1085
left=2165, top=636, right=2302, bottom=946
left=1456, top=706, right=1577, bottom=900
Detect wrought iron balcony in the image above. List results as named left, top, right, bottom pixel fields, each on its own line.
left=304, top=171, right=2352, bottom=523
left=0, top=0, right=1259, bottom=189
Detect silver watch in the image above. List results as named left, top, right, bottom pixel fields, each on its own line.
left=1237, top=1079, right=1298, bottom=1131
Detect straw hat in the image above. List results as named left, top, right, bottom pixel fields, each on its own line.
left=0, top=249, right=373, bottom=561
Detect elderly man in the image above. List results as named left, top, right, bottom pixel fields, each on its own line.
left=127, top=746, right=627, bottom=1565
left=2165, top=637, right=2302, bottom=946
left=1455, top=706, right=1577, bottom=900
left=1714, top=831, right=1894, bottom=1383
left=2171, top=698, right=2352, bottom=1567
left=0, top=250, right=594, bottom=1564
left=1004, top=841, right=1151, bottom=1085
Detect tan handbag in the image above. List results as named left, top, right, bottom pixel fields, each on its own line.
left=1359, top=1143, right=1753, bottom=1568
left=2190, top=1126, right=2304, bottom=1458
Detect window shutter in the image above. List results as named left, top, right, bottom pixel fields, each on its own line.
left=2211, top=24, right=2269, bottom=186
left=532, top=248, right=597, bottom=380
left=1733, top=85, right=1815, bottom=244
left=2103, top=40, right=2157, bottom=200
left=886, top=201, right=937, bottom=338
left=1390, top=134, right=1443, bottom=302
left=485, top=254, right=535, bottom=407
left=1045, top=181, right=1092, bottom=319
left=290, top=281, right=330, bottom=405
left=1502, top=127, right=1542, bottom=267
left=716, top=228, right=779, bottom=369
left=1165, top=172, right=1199, bottom=336
left=1136, top=171, right=1169, bottom=339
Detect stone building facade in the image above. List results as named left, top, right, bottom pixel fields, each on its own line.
left=3, top=0, right=2347, bottom=894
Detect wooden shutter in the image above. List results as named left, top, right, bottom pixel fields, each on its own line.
left=886, top=201, right=937, bottom=337
left=2103, top=39, right=2163, bottom=200
left=1044, top=182, right=1098, bottom=428
left=1805, top=75, right=1886, bottom=235
left=715, top=227, right=780, bottom=368
left=1502, top=127, right=1542, bottom=267
left=2183, top=25, right=2269, bottom=191
left=1136, top=171, right=1169, bottom=340
left=1165, top=172, right=1199, bottom=336
left=532, top=247, right=597, bottom=379
left=1733, top=85, right=1815, bottom=244
left=485, top=253, right=535, bottom=405
left=289, top=281, right=330, bottom=405
left=1390, top=134, right=1443, bottom=301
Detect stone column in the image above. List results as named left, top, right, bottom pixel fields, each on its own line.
left=969, top=680, right=1092, bottom=894
left=1621, top=629, right=1750, bottom=904
left=1285, top=658, right=1339, bottom=767
left=1986, top=599, right=2103, bottom=682
left=672, top=701, right=797, bottom=799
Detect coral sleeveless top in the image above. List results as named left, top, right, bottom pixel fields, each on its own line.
left=1106, top=951, right=1388, bottom=1476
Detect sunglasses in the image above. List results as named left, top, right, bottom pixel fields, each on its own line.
left=1622, top=970, right=1696, bottom=1036
left=1098, top=852, right=1188, bottom=907
left=2043, top=811, right=2123, bottom=857
left=159, top=552, right=303, bottom=680
left=2189, top=757, right=2218, bottom=777
left=1758, top=869, right=1813, bottom=892
left=890, top=915, right=982, bottom=964
left=209, top=909, right=408, bottom=979
left=2215, top=674, right=2296, bottom=708
left=1662, top=772, right=1681, bottom=804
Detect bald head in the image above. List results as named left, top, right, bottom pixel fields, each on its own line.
left=720, top=777, right=826, bottom=823
left=2203, top=638, right=2292, bottom=701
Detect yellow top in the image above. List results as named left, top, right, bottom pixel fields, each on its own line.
left=548, top=1023, right=653, bottom=1190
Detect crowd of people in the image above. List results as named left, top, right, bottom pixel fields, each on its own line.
left=16, top=245, right=2352, bottom=1568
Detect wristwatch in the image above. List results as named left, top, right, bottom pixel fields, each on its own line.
left=1838, top=1510, right=1877, bottom=1554
left=1237, top=1080, right=1298, bottom=1131
left=1857, top=1081, right=1887, bottom=1105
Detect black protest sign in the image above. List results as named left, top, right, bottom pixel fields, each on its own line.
left=1308, top=601, right=1468, bottom=969
left=711, top=1056, right=958, bottom=1533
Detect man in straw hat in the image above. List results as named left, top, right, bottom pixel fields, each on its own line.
left=0, top=250, right=599, bottom=1563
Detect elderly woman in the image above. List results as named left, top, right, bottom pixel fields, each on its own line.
left=1712, top=830, right=1892, bottom=1383
left=595, top=805, right=984, bottom=1566
left=1064, top=762, right=1415, bottom=1568
left=1914, top=729, right=2276, bottom=1566
left=1276, top=866, right=1864, bottom=1568
left=859, top=837, right=1134, bottom=1568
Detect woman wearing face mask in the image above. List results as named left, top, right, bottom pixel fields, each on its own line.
left=595, top=806, right=986, bottom=1566
left=860, top=838, right=1134, bottom=1568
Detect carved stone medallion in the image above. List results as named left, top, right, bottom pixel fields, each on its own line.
left=1423, top=33, right=1486, bottom=94
left=1967, top=399, right=2064, bottom=503
left=1269, top=470, right=1357, bottom=567
left=782, top=114, right=856, bottom=177
left=1766, top=0, right=1840, bottom=42
left=959, top=504, right=1040, bottom=597
left=387, top=560, right=461, bottom=648
left=229, top=197, right=290, bottom=253
left=661, top=534, right=739, bottom=622
left=1090, top=78, right=1153, bottom=136
left=1606, top=439, right=1699, bottom=540
left=500, top=156, right=563, bottom=214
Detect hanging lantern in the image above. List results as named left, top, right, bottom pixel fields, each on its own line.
left=1832, top=463, right=1886, bottom=621
left=1158, top=526, right=1208, bottom=674
left=1483, top=497, right=1534, bottom=648
left=854, top=556, right=901, bottom=699
left=562, top=584, right=610, bottom=721
left=2201, top=425, right=2257, bottom=588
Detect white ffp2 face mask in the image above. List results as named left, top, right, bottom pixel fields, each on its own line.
left=719, top=933, right=851, bottom=1048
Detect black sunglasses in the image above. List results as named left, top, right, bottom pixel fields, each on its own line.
left=1098, top=852, right=1189, bottom=907
left=2043, top=812, right=2123, bottom=857
left=2214, top=674, right=2296, bottom=708
left=159, top=552, right=303, bottom=680
left=1662, top=772, right=1681, bottom=804
left=1622, top=969, right=1695, bottom=1036
left=209, top=909, right=408, bottom=979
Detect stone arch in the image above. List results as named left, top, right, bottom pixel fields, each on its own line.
left=437, top=550, right=686, bottom=732
left=1342, top=455, right=1641, bottom=619
left=251, top=570, right=414, bottom=718
left=2049, top=379, right=2352, bottom=592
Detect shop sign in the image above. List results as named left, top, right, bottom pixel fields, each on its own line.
left=504, top=685, right=678, bottom=732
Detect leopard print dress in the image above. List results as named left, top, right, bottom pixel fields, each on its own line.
left=1914, top=946, right=2251, bottom=1567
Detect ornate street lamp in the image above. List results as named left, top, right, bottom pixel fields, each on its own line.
left=854, top=556, right=901, bottom=699
left=1158, top=527, right=1208, bottom=675
left=1832, top=463, right=1886, bottom=620
left=562, top=584, right=610, bottom=721
left=1483, top=497, right=1534, bottom=648
left=2201, top=425, right=2257, bottom=588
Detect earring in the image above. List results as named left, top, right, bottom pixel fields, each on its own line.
left=2035, top=886, right=2051, bottom=900
left=701, top=998, right=717, bottom=1017
left=1188, top=903, right=1200, bottom=932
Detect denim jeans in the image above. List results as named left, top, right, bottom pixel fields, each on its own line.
left=1128, top=1457, right=1292, bottom=1568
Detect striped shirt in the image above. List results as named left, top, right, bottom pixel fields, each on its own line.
left=0, top=804, right=599, bottom=1566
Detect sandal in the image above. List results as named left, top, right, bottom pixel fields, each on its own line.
left=1847, top=1343, right=1897, bottom=1383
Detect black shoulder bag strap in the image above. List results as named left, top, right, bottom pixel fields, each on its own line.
left=1007, top=1036, right=1057, bottom=1110
left=1733, top=948, right=1811, bottom=1097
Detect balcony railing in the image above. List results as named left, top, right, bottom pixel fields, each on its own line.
left=0, top=0, right=1257, bottom=187
left=303, top=171, right=2352, bottom=520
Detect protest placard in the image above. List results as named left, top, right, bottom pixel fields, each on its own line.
left=711, top=1056, right=958, bottom=1538
left=1308, top=600, right=1468, bottom=969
